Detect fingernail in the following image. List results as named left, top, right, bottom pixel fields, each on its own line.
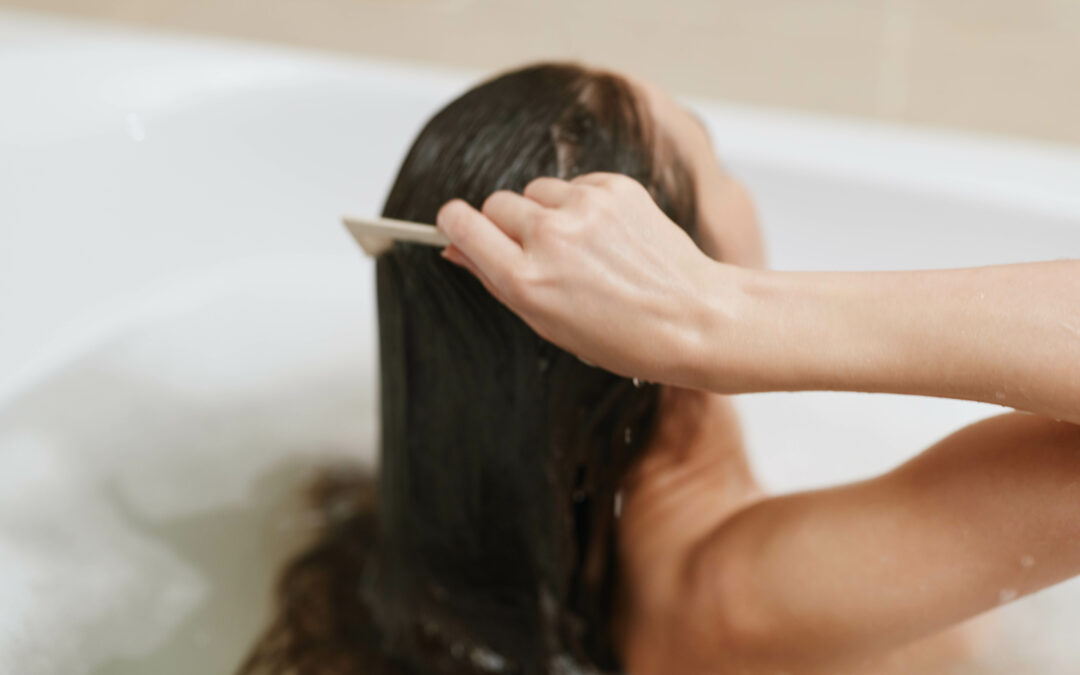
left=441, top=247, right=461, bottom=266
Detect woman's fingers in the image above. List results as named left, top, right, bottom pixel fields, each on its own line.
left=437, top=171, right=725, bottom=389
left=570, top=172, right=624, bottom=189
left=480, top=190, right=544, bottom=243
left=441, top=244, right=504, bottom=300
left=523, top=176, right=574, bottom=208
left=436, top=199, right=523, bottom=292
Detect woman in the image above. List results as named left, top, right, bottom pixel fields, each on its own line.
left=438, top=70, right=1080, bottom=673
left=242, top=62, right=706, bottom=675
left=243, top=62, right=1080, bottom=674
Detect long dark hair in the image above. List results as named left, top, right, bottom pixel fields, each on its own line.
left=241, top=63, right=698, bottom=675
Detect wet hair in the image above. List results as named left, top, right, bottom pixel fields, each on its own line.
left=241, top=63, right=698, bottom=675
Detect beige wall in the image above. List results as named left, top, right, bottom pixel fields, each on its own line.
left=6, top=0, right=1079, bottom=145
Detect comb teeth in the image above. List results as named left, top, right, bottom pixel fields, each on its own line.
left=342, top=215, right=450, bottom=258
left=354, top=234, right=394, bottom=257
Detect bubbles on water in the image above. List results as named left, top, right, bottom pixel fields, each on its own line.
left=624, top=427, right=632, bottom=444
left=998, top=587, right=1018, bottom=604
left=1021, top=554, right=1036, bottom=569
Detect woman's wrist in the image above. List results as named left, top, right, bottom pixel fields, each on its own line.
left=687, top=262, right=1080, bottom=424
left=678, top=261, right=776, bottom=393
left=686, top=266, right=911, bottom=395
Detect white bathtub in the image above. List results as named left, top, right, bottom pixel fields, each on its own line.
left=1, top=9, right=1079, bottom=675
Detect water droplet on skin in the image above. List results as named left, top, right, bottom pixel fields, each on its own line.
left=1021, top=555, right=1036, bottom=568
left=624, top=427, right=632, bottom=444
left=998, top=588, right=1018, bottom=604
left=632, top=377, right=643, bottom=388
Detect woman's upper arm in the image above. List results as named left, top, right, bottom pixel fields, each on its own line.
left=690, top=413, right=1080, bottom=671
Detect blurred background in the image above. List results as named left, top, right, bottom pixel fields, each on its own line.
left=1, top=3, right=1079, bottom=674
left=5, top=0, right=1079, bottom=145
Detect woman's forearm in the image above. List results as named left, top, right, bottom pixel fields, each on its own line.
left=436, top=174, right=1079, bottom=415
left=703, top=260, right=1080, bottom=423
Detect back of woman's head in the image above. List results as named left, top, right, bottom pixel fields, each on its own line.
left=243, top=63, right=698, bottom=675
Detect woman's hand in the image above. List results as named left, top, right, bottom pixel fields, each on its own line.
left=440, top=172, right=1080, bottom=423
left=437, top=172, right=748, bottom=388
